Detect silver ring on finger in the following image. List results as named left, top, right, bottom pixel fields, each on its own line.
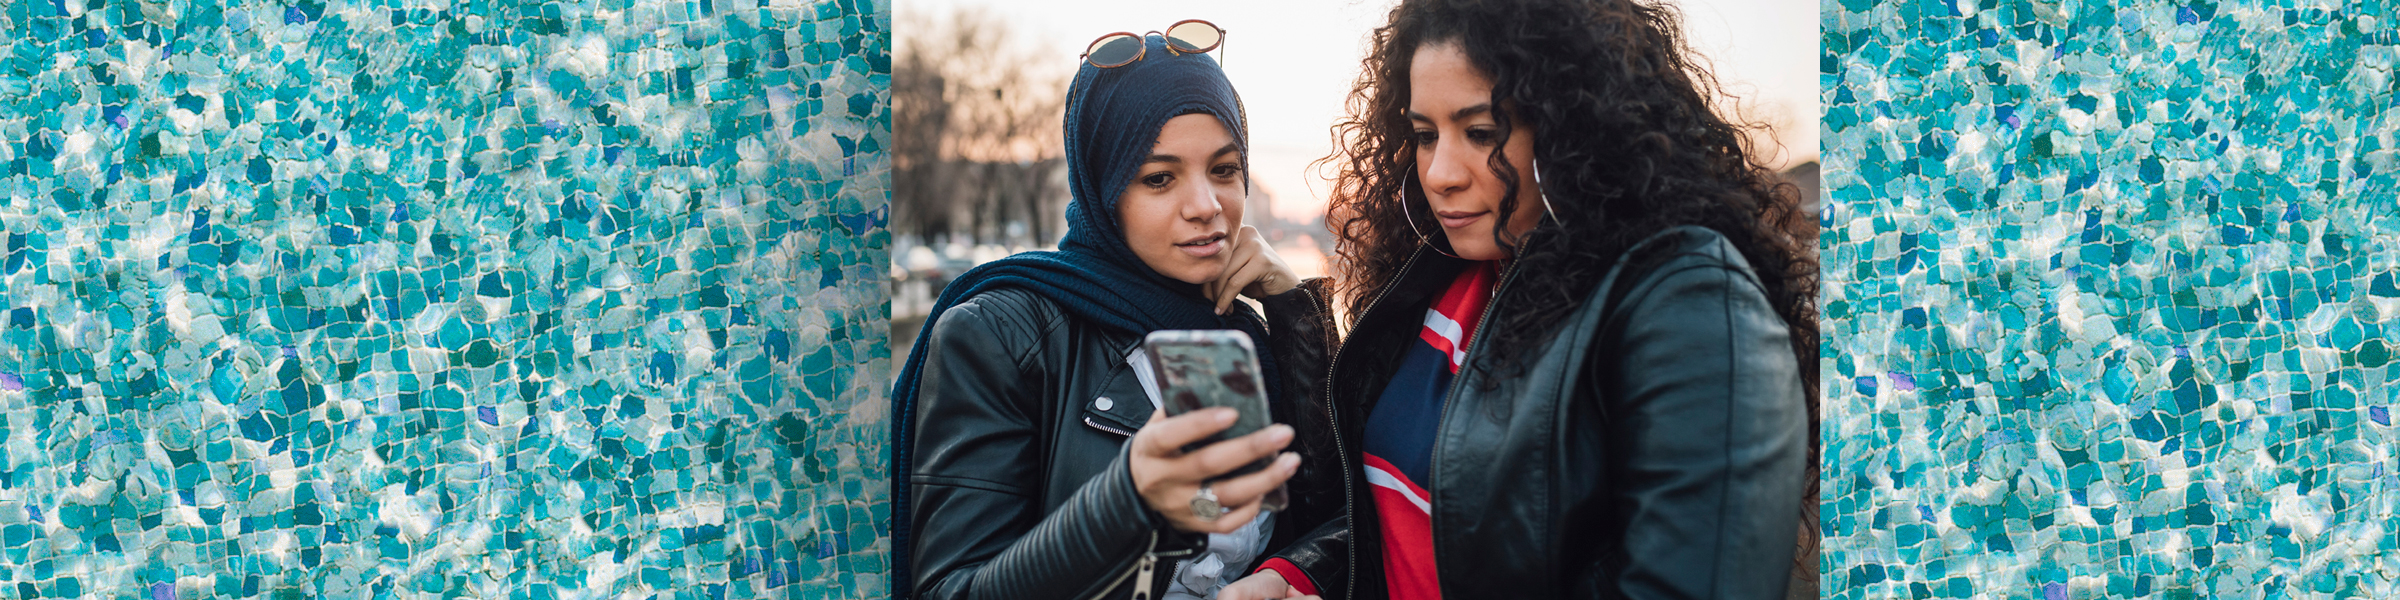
left=1190, top=483, right=1225, bottom=521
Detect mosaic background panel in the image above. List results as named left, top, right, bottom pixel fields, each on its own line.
left=0, top=0, right=889, bottom=597
left=1820, top=0, right=2398, bottom=598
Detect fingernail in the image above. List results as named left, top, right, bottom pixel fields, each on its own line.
left=1216, top=408, right=1238, bottom=423
left=1267, top=424, right=1293, bottom=442
left=1280, top=453, right=1300, bottom=471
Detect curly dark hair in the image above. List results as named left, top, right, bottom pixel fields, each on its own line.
left=1320, top=0, right=1820, bottom=589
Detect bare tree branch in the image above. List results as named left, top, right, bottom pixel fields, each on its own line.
left=892, top=6, right=1069, bottom=247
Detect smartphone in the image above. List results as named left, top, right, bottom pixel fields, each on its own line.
left=1142, top=329, right=1288, bottom=511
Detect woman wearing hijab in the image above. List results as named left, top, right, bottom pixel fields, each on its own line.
left=1221, top=0, right=1819, bottom=598
left=891, top=24, right=1343, bottom=600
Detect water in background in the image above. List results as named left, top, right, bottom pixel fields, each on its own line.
left=1822, top=1, right=2396, bottom=598
left=0, top=1, right=889, bottom=597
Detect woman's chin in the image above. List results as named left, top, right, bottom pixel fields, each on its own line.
left=1177, top=267, right=1224, bottom=287
left=1156, top=260, right=1223, bottom=287
left=1448, top=241, right=1506, bottom=261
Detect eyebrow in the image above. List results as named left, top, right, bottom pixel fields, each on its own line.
left=1406, top=103, right=1493, bottom=123
left=1142, top=142, right=1244, bottom=166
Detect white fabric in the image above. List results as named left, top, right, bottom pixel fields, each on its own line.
left=1421, top=308, right=1468, bottom=368
left=1364, top=462, right=1432, bottom=514
left=1128, top=346, right=1164, bottom=410
left=1165, top=510, right=1274, bottom=600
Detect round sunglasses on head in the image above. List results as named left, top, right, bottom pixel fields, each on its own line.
left=1081, top=19, right=1226, bottom=69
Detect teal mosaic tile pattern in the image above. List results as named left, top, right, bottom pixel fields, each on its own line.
left=0, top=0, right=888, bottom=597
left=1821, top=1, right=2400, bottom=598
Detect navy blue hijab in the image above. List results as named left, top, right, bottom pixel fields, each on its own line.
left=889, top=34, right=1272, bottom=596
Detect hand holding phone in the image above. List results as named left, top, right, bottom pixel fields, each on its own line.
left=1143, top=330, right=1288, bottom=510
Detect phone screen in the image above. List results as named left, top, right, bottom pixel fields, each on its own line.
left=1142, top=330, right=1282, bottom=493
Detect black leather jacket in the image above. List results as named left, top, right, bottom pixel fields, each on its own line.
left=907, top=279, right=1342, bottom=600
left=1270, top=226, right=1807, bottom=599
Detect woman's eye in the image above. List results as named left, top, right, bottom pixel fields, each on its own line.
left=1465, top=127, right=1500, bottom=145
left=1142, top=172, right=1173, bottom=188
left=1412, top=129, right=1438, bottom=145
left=1211, top=163, right=1242, bottom=179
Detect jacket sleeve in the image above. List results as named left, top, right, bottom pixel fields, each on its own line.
left=909, top=292, right=1196, bottom=600
left=1255, top=277, right=1345, bottom=521
left=1591, top=247, right=1806, bottom=600
left=1252, top=277, right=1351, bottom=597
left=1257, top=277, right=1339, bottom=416
left=1256, top=513, right=1350, bottom=597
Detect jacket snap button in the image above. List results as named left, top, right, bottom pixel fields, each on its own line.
left=1094, top=397, right=1114, bottom=411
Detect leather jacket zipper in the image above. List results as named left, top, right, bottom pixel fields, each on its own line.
left=1086, top=530, right=1165, bottom=600
left=1083, top=416, right=1134, bottom=437
left=1131, top=549, right=1159, bottom=600
left=1322, top=243, right=1431, bottom=600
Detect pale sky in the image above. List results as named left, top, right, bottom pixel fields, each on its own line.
left=898, top=0, right=1818, bottom=223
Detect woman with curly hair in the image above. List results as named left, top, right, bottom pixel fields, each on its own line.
left=1217, top=0, right=1818, bottom=598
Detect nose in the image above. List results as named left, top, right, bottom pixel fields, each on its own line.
left=1421, top=138, right=1472, bottom=199
left=1178, top=177, right=1224, bottom=222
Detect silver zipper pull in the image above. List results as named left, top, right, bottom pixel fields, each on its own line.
left=1130, top=551, right=1157, bottom=600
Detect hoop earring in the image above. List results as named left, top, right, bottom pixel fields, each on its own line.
left=1532, top=158, right=1559, bottom=225
left=1400, top=170, right=1462, bottom=258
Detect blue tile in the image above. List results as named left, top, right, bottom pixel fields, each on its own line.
left=0, top=1, right=889, bottom=598
left=1822, top=0, right=2398, bottom=597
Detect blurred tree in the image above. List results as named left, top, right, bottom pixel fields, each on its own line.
left=893, top=7, right=1069, bottom=248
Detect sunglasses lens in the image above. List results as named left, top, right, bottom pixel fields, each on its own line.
left=1085, top=34, right=1143, bottom=67
left=1167, top=21, right=1221, bottom=53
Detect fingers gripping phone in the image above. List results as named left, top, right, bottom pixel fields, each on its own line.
left=1142, top=329, right=1289, bottom=512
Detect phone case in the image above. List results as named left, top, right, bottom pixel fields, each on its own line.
left=1146, top=330, right=1269, bottom=433
left=1143, top=329, right=1288, bottom=511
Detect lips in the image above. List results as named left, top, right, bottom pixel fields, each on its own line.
left=1176, top=232, right=1227, bottom=257
left=1435, top=210, right=1488, bottom=230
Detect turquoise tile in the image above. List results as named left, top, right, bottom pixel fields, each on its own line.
left=1823, top=1, right=2398, bottom=597
left=0, top=1, right=888, bottom=597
